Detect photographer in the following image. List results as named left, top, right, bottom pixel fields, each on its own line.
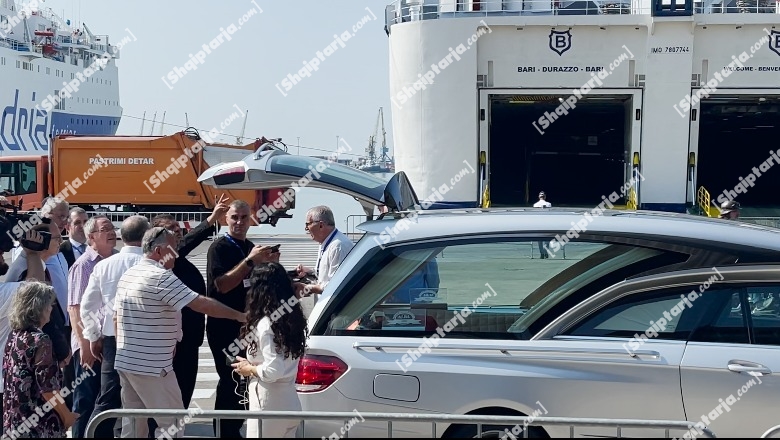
left=5, top=222, right=72, bottom=368
left=0, top=230, right=48, bottom=408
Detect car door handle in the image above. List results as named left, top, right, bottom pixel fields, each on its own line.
left=728, top=360, right=772, bottom=376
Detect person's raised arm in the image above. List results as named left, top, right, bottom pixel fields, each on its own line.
left=22, top=253, right=44, bottom=282
left=179, top=195, right=228, bottom=258
left=213, top=245, right=274, bottom=294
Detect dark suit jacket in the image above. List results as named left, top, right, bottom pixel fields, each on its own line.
left=174, top=220, right=216, bottom=348
left=60, top=241, right=76, bottom=269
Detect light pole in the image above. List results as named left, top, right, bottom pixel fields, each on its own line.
left=297, top=137, right=300, bottom=156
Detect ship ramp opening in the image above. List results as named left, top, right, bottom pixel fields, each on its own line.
left=696, top=95, right=780, bottom=216
left=487, top=94, right=638, bottom=207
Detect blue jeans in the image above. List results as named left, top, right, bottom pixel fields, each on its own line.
left=72, top=349, right=102, bottom=438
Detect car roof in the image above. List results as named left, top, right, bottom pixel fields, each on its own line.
left=357, top=207, right=780, bottom=251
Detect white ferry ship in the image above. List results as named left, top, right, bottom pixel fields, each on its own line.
left=0, top=0, right=122, bottom=156
left=384, top=0, right=780, bottom=214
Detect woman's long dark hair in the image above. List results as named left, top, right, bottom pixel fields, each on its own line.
left=241, top=262, right=308, bottom=360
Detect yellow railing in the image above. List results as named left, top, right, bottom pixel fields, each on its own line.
left=626, top=188, right=638, bottom=210
left=697, top=186, right=720, bottom=217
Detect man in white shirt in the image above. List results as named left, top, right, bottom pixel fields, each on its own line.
left=296, top=206, right=354, bottom=307
left=114, top=227, right=246, bottom=438
left=80, top=215, right=149, bottom=439
left=533, top=191, right=552, bottom=209
left=533, top=191, right=552, bottom=259
left=0, top=231, right=46, bottom=407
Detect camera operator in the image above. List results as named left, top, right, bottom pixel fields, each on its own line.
left=5, top=222, right=72, bottom=369
left=0, top=230, right=48, bottom=408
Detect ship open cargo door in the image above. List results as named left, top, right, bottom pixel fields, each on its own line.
left=691, top=93, right=780, bottom=216
left=481, top=90, right=641, bottom=208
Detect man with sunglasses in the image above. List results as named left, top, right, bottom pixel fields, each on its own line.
left=145, top=194, right=229, bottom=437
left=295, top=206, right=354, bottom=312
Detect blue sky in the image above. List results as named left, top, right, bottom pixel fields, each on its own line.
left=44, top=0, right=395, bottom=161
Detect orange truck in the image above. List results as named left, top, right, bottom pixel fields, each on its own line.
left=0, top=130, right=294, bottom=223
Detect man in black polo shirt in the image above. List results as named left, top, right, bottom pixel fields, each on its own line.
left=206, top=199, right=278, bottom=437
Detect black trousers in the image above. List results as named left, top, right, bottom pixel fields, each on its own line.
left=72, top=349, right=102, bottom=438
left=207, top=320, right=246, bottom=437
left=176, top=306, right=205, bottom=408
left=89, top=337, right=122, bottom=438
left=62, top=326, right=74, bottom=410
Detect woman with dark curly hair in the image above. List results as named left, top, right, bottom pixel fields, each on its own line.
left=231, top=262, right=308, bottom=438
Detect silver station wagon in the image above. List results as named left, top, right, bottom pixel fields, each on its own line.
left=199, top=145, right=780, bottom=438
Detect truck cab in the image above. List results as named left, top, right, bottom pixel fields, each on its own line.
left=0, top=156, right=48, bottom=210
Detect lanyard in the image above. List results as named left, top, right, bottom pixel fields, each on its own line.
left=316, top=230, right=338, bottom=272
left=224, top=234, right=247, bottom=258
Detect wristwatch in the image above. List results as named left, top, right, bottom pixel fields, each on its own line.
left=244, top=258, right=254, bottom=268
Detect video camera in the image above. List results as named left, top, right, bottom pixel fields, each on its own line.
left=0, top=201, right=52, bottom=253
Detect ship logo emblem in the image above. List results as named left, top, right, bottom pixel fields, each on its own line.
left=549, top=29, right=572, bottom=56
left=769, top=30, right=780, bottom=57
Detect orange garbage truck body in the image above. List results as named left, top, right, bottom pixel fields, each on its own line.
left=0, top=131, right=293, bottom=223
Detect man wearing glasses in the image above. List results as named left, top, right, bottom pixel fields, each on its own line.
left=295, top=206, right=354, bottom=312
left=66, top=215, right=118, bottom=438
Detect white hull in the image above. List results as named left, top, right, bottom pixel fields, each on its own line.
left=0, top=0, right=123, bottom=156
left=385, top=1, right=780, bottom=211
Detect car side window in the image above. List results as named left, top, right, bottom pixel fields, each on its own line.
left=746, top=286, right=780, bottom=346
left=689, top=290, right=750, bottom=344
left=323, top=239, right=689, bottom=339
left=562, top=288, right=718, bottom=341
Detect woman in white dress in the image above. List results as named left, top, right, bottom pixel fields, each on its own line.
left=231, top=262, right=309, bottom=438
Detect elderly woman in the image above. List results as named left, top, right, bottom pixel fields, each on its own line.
left=3, top=282, right=78, bottom=438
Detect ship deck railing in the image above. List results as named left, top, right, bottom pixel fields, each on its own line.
left=384, top=0, right=780, bottom=26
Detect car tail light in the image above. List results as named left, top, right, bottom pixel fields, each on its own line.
left=213, top=165, right=245, bottom=185
left=296, top=354, right=348, bottom=393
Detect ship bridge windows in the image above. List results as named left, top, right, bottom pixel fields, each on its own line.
left=696, top=95, right=780, bottom=212
left=487, top=94, right=635, bottom=207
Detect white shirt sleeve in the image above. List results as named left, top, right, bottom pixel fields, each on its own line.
left=256, top=320, right=287, bottom=383
left=157, top=271, right=199, bottom=311
left=80, top=270, right=104, bottom=342
left=5, top=253, right=40, bottom=282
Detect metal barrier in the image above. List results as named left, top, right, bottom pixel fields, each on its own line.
left=346, top=214, right=369, bottom=236
left=87, top=211, right=212, bottom=231
left=85, top=409, right=717, bottom=438
left=762, top=424, right=780, bottom=438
